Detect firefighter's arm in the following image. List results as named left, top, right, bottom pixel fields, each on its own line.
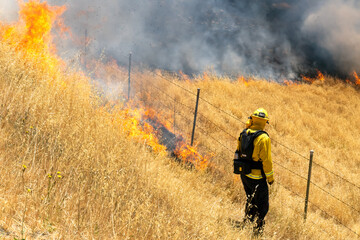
left=259, top=136, right=274, bottom=184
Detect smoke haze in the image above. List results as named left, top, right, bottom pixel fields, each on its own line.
left=2, top=0, right=360, bottom=80
left=0, top=0, right=19, bottom=21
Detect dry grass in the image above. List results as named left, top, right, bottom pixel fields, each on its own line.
left=132, top=70, right=360, bottom=239
left=1, top=40, right=360, bottom=240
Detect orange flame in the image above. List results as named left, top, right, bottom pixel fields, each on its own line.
left=353, top=71, right=360, bottom=85
left=237, top=76, right=249, bottom=86
left=174, top=143, right=212, bottom=170
left=301, top=75, right=314, bottom=83
left=283, top=80, right=298, bottom=86
left=112, top=106, right=167, bottom=155
left=301, top=70, right=325, bottom=83
left=316, top=70, right=325, bottom=82
left=144, top=108, right=173, bottom=131
left=1, top=0, right=67, bottom=54
left=0, top=0, right=68, bottom=79
left=179, top=70, right=190, bottom=81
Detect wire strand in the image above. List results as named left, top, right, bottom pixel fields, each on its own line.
left=307, top=200, right=360, bottom=238
left=312, top=161, right=360, bottom=191
left=310, top=181, right=360, bottom=215
left=272, top=160, right=308, bottom=182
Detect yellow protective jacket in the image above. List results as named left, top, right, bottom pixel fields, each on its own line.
left=236, top=125, right=274, bottom=182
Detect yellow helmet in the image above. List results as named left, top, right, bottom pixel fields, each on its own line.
left=251, top=108, right=269, bottom=123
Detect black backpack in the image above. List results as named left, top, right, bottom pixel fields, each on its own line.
left=233, top=129, right=268, bottom=175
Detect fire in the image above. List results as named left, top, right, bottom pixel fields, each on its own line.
left=301, top=70, right=325, bottom=83
left=1, top=0, right=67, bottom=53
left=301, top=75, right=313, bottom=83
left=283, top=80, right=297, bottom=86
left=179, top=70, right=190, bottom=81
left=174, top=143, right=212, bottom=170
left=353, top=71, right=360, bottom=85
left=0, top=0, right=67, bottom=74
left=111, top=102, right=213, bottom=170
left=19, top=0, right=66, bottom=52
left=316, top=70, right=325, bottom=82
left=144, top=108, right=173, bottom=131
left=113, top=105, right=168, bottom=155
left=237, top=76, right=249, bottom=86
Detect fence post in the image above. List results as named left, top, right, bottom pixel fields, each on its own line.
left=128, top=52, right=132, bottom=101
left=304, top=150, right=314, bottom=222
left=191, top=88, right=200, bottom=146
left=173, top=99, right=176, bottom=135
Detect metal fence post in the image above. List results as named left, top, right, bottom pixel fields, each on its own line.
left=173, top=99, right=176, bottom=135
left=191, top=88, right=200, bottom=146
left=304, top=150, right=314, bottom=222
left=128, top=52, right=132, bottom=100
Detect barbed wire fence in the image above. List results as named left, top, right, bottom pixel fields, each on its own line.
left=113, top=53, right=360, bottom=238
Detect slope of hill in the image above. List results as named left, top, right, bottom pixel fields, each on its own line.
left=129, top=70, right=360, bottom=239
left=0, top=42, right=240, bottom=239
left=1, top=38, right=360, bottom=239
left=1, top=0, right=360, bottom=239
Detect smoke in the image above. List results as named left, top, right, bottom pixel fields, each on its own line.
left=3, top=0, right=360, bottom=80
left=302, top=0, right=360, bottom=76
left=0, top=0, right=19, bottom=21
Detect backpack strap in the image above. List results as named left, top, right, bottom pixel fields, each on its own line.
left=252, top=130, right=268, bottom=139
left=246, top=130, right=269, bottom=170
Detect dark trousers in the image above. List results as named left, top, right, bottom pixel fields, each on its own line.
left=240, top=175, right=269, bottom=229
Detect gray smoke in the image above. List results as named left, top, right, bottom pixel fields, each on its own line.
left=302, top=0, right=360, bottom=76
left=2, top=0, right=360, bottom=80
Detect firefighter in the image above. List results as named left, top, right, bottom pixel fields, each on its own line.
left=234, top=108, right=274, bottom=235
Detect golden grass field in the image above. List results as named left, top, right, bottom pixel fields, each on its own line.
left=1, top=36, right=360, bottom=240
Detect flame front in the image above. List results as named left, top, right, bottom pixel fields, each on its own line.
left=112, top=105, right=168, bottom=155
left=283, top=80, right=297, bottom=86
left=111, top=102, right=213, bottom=170
left=302, top=70, right=324, bottom=83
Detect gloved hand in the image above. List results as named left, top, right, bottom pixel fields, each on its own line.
left=268, top=179, right=274, bottom=185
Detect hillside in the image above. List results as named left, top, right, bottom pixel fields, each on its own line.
left=1, top=1, right=360, bottom=239
left=1, top=38, right=360, bottom=239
